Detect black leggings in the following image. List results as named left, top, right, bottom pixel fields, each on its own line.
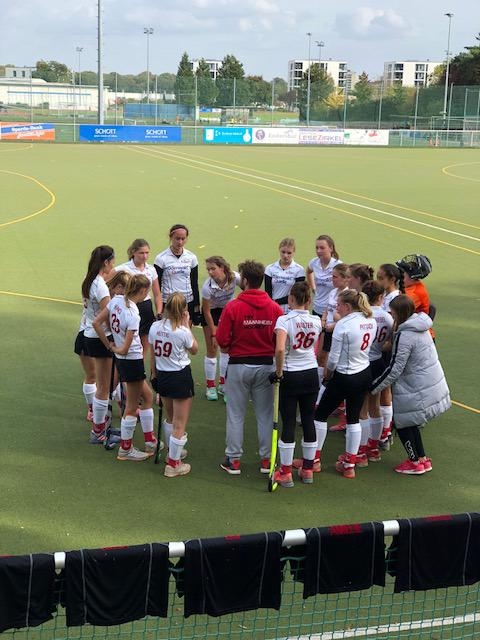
left=314, top=367, right=371, bottom=424
left=279, top=369, right=318, bottom=443
left=396, top=425, right=425, bottom=461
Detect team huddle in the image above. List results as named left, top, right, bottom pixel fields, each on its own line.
left=75, top=225, right=451, bottom=483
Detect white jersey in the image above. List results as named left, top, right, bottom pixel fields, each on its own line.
left=83, top=275, right=110, bottom=339
left=265, top=260, right=306, bottom=313
left=328, top=311, right=377, bottom=375
left=308, top=257, right=342, bottom=314
left=78, top=306, right=87, bottom=332
left=369, top=306, right=394, bottom=361
left=154, top=248, right=198, bottom=303
left=108, top=295, right=143, bottom=360
left=325, top=286, right=348, bottom=326
left=148, top=318, right=194, bottom=372
left=116, top=260, right=158, bottom=302
left=275, top=310, right=322, bottom=372
left=201, top=272, right=241, bottom=309
left=382, top=289, right=400, bottom=312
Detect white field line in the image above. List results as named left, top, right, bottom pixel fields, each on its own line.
left=283, top=611, right=480, bottom=639
left=142, top=149, right=480, bottom=244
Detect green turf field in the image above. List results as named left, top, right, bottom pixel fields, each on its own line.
left=0, top=142, right=479, bottom=557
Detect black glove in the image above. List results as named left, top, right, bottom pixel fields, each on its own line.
left=268, top=371, right=283, bottom=384
left=150, top=376, right=159, bottom=392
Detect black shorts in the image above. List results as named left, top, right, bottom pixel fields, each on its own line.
left=370, top=358, right=386, bottom=381
left=156, top=365, right=194, bottom=399
left=84, top=336, right=114, bottom=359
left=322, top=331, right=333, bottom=352
left=115, top=358, right=146, bottom=383
left=137, top=299, right=155, bottom=336
left=281, top=368, right=319, bottom=397
left=74, top=330, right=87, bottom=356
left=200, top=307, right=223, bottom=328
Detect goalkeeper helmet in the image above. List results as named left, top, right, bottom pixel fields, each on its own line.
left=395, top=254, right=432, bottom=280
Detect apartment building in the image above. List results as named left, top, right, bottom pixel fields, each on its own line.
left=383, top=60, right=442, bottom=87
left=189, top=59, right=222, bottom=80
left=287, top=59, right=353, bottom=91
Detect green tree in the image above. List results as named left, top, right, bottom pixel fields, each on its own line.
left=157, top=72, right=176, bottom=93
left=246, top=75, right=271, bottom=106
left=271, top=77, right=288, bottom=104
left=33, top=60, right=71, bottom=83
left=175, top=52, right=195, bottom=105
left=298, top=64, right=334, bottom=121
left=354, top=72, right=373, bottom=104
left=216, top=54, right=251, bottom=106
left=195, top=58, right=218, bottom=107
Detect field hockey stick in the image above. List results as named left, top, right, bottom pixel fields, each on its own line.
left=154, top=395, right=163, bottom=465
left=267, top=381, right=280, bottom=492
left=104, top=355, right=116, bottom=450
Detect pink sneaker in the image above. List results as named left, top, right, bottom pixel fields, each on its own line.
left=394, top=459, right=425, bottom=475
left=420, top=457, right=432, bottom=472
left=273, top=469, right=294, bottom=488
left=292, top=458, right=321, bottom=472
left=298, top=467, right=314, bottom=484
left=335, top=460, right=355, bottom=479
left=259, top=458, right=270, bottom=474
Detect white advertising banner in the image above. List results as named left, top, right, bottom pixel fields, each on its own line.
left=252, top=127, right=299, bottom=144
left=299, top=128, right=345, bottom=145
left=344, top=129, right=390, bottom=146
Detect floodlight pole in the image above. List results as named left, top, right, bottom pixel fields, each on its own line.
left=342, top=70, right=350, bottom=129
left=97, top=0, right=104, bottom=124
left=306, top=32, right=312, bottom=126
left=442, top=12, right=454, bottom=124
left=144, top=27, right=154, bottom=104
left=76, top=46, right=83, bottom=107
left=315, top=40, right=324, bottom=69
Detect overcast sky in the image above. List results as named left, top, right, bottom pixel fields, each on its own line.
left=1, top=0, right=478, bottom=81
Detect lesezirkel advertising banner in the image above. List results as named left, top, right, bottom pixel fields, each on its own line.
left=204, top=127, right=253, bottom=144
left=252, top=127, right=299, bottom=145
left=299, top=128, right=344, bottom=145
left=79, top=125, right=182, bottom=143
left=0, top=123, right=55, bottom=141
left=344, top=129, right=390, bottom=146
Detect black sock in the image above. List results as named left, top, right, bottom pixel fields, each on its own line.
left=397, top=426, right=419, bottom=461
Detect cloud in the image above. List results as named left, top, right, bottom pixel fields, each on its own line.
left=335, top=7, right=410, bottom=40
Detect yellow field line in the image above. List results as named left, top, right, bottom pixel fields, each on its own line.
left=0, top=290, right=81, bottom=305
left=155, top=147, right=480, bottom=231
left=442, top=161, right=480, bottom=184
left=0, top=170, right=56, bottom=228
left=126, top=146, right=480, bottom=256
left=0, top=143, right=33, bottom=152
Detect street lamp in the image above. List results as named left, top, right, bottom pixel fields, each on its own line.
left=306, top=32, right=312, bottom=126
left=144, top=27, right=154, bottom=103
left=442, top=12, right=454, bottom=123
left=315, top=40, right=324, bottom=70
left=342, top=69, right=351, bottom=130
left=76, top=46, right=83, bottom=107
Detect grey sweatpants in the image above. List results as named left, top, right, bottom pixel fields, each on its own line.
left=224, top=364, right=274, bottom=460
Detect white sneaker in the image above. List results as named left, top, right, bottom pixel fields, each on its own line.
left=164, top=461, right=191, bottom=477
left=144, top=439, right=164, bottom=454
left=206, top=387, right=218, bottom=401
left=117, top=446, right=150, bottom=462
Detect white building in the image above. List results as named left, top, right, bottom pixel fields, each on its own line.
left=288, top=59, right=352, bottom=91
left=0, top=77, right=108, bottom=111
left=189, top=59, right=222, bottom=80
left=383, top=60, right=441, bottom=88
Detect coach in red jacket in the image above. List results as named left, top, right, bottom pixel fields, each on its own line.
left=216, top=260, right=283, bottom=476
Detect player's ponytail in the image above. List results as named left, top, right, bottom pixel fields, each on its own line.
left=82, top=245, right=115, bottom=299
left=124, top=274, right=150, bottom=308
left=164, top=292, right=188, bottom=330
left=337, top=289, right=372, bottom=318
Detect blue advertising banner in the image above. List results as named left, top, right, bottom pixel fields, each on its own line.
left=204, top=127, right=253, bottom=144
left=79, top=125, right=182, bottom=143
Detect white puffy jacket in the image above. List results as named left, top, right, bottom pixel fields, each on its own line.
left=370, top=313, right=451, bottom=428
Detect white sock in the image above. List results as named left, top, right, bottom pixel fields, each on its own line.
left=163, top=421, right=173, bottom=449
left=301, top=439, right=318, bottom=461
left=219, top=352, right=229, bottom=380
left=120, top=415, right=137, bottom=441
left=314, top=420, right=328, bottom=451
left=204, top=356, right=217, bottom=382
left=317, top=366, right=324, bottom=387
left=370, top=417, right=384, bottom=442
left=83, top=382, right=96, bottom=406
left=169, top=434, right=188, bottom=462
left=139, top=408, right=154, bottom=435
left=278, top=440, right=295, bottom=467
left=112, top=383, right=122, bottom=402
left=316, top=384, right=326, bottom=405
left=93, top=396, right=109, bottom=426
left=346, top=423, right=362, bottom=457
left=360, top=418, right=370, bottom=446
left=380, top=405, right=393, bottom=429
